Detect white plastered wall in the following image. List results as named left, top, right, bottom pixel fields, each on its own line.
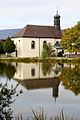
left=11, top=37, right=61, bottom=57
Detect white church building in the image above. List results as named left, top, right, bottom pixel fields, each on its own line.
left=11, top=11, right=62, bottom=58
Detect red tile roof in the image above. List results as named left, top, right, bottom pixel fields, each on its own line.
left=12, top=25, right=62, bottom=39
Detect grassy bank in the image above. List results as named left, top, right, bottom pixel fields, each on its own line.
left=0, top=57, right=80, bottom=64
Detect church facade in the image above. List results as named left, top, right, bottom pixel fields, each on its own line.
left=11, top=11, right=62, bottom=58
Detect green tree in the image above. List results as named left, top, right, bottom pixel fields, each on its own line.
left=0, top=41, right=5, bottom=55
left=41, top=49, right=48, bottom=59
left=0, top=81, right=19, bottom=120
left=3, top=37, right=15, bottom=55
left=61, top=22, right=80, bottom=53
left=41, top=42, right=55, bottom=59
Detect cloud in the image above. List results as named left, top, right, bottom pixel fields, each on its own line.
left=0, top=0, right=80, bottom=29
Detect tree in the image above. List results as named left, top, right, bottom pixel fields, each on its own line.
left=61, top=21, right=80, bottom=53
left=0, top=81, right=19, bottom=119
left=41, top=42, right=55, bottom=59
left=0, top=41, right=5, bottom=55
left=3, top=37, right=15, bottom=55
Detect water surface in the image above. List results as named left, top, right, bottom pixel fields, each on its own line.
left=0, top=62, right=80, bottom=119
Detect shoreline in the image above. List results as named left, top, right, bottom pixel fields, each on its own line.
left=0, top=57, right=80, bottom=64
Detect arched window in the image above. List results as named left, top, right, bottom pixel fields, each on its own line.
left=31, top=41, right=35, bottom=49
left=31, top=68, right=35, bottom=76
left=43, top=41, right=47, bottom=48
left=55, top=41, right=59, bottom=46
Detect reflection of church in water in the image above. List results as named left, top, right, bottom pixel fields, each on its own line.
left=13, top=63, right=62, bottom=101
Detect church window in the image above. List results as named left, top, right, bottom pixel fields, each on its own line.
left=31, top=68, right=35, bottom=76
left=43, top=41, right=47, bottom=48
left=31, top=41, right=35, bottom=49
left=55, top=41, right=59, bottom=46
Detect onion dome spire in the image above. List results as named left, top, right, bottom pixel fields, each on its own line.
left=54, top=10, right=61, bottom=30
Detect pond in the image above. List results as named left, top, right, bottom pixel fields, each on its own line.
left=0, top=62, right=80, bottom=119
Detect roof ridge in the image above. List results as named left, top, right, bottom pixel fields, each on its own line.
left=27, top=24, right=54, bottom=27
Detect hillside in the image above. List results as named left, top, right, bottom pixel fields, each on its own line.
left=0, top=29, right=20, bottom=40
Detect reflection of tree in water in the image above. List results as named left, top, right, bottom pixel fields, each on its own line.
left=0, top=62, right=22, bottom=119
left=60, top=65, right=80, bottom=95
left=4, top=63, right=16, bottom=79
left=0, top=62, right=5, bottom=76
left=41, top=62, right=53, bottom=76
left=0, top=62, right=16, bottom=79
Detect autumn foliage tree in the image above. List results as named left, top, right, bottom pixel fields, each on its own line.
left=61, top=21, right=80, bottom=54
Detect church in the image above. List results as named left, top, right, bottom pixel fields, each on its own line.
left=11, top=11, right=62, bottom=58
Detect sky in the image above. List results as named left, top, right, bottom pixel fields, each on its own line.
left=0, top=0, right=80, bottom=30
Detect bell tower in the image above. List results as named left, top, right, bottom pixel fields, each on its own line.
left=54, top=10, right=61, bottom=30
